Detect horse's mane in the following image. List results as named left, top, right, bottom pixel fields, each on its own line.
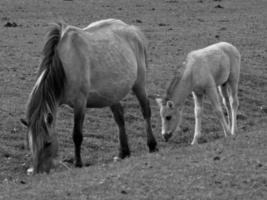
left=26, top=22, right=66, bottom=153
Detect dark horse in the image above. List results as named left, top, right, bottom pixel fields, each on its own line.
left=21, top=19, right=158, bottom=173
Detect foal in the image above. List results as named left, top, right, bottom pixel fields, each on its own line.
left=156, top=42, right=241, bottom=144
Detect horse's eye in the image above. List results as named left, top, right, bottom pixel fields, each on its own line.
left=166, top=116, right=172, bottom=121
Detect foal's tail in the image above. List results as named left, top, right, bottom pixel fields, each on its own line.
left=222, top=42, right=241, bottom=83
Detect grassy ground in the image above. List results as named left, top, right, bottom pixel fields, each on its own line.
left=0, top=0, right=267, bottom=199
left=1, top=128, right=266, bottom=200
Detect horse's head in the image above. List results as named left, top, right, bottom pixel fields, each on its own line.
left=21, top=113, right=58, bottom=174
left=156, top=98, right=183, bottom=142
left=20, top=22, right=65, bottom=174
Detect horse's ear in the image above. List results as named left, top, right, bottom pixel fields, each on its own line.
left=46, top=113, right=53, bottom=126
left=166, top=100, right=174, bottom=109
left=155, top=98, right=163, bottom=107
left=20, top=118, right=29, bottom=127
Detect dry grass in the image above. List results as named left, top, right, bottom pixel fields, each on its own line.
left=1, top=128, right=267, bottom=200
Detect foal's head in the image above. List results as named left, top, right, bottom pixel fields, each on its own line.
left=156, top=98, right=183, bottom=142
left=21, top=112, right=58, bottom=173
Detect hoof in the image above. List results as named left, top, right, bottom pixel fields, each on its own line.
left=27, top=167, right=34, bottom=175
left=118, top=152, right=130, bottom=159
left=231, top=133, right=237, bottom=140
left=75, top=161, right=83, bottom=168
left=231, top=132, right=236, bottom=136
left=118, top=148, right=130, bottom=159
left=113, top=156, right=121, bottom=162
left=191, top=140, right=198, bottom=145
left=114, top=153, right=130, bottom=162
left=148, top=141, right=158, bottom=152
left=224, top=132, right=230, bottom=137
left=149, top=146, right=159, bottom=153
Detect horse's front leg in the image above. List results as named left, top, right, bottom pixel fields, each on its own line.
left=73, top=104, right=86, bottom=167
left=110, top=103, right=130, bottom=159
left=133, top=85, right=158, bottom=152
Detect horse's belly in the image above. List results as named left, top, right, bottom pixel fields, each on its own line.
left=86, top=52, right=138, bottom=107
left=86, top=84, right=132, bottom=107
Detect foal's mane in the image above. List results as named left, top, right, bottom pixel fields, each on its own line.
left=26, top=23, right=66, bottom=151
left=164, top=67, right=183, bottom=102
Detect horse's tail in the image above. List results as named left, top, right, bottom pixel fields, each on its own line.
left=144, top=45, right=149, bottom=70
left=132, top=26, right=149, bottom=70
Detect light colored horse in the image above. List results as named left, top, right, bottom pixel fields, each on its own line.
left=20, top=19, right=158, bottom=173
left=156, top=42, right=241, bottom=145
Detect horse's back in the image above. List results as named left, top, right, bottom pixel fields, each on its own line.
left=57, top=20, right=146, bottom=107
left=83, top=19, right=126, bottom=32
left=84, top=19, right=147, bottom=58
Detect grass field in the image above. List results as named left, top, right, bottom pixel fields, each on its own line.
left=0, top=0, right=267, bottom=199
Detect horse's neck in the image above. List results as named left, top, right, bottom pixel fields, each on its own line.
left=171, top=72, right=192, bottom=107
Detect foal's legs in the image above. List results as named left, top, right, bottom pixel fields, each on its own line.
left=218, top=84, right=231, bottom=127
left=227, top=49, right=240, bottom=136
left=228, top=83, right=239, bottom=135
left=110, top=103, right=130, bottom=159
left=207, top=85, right=231, bottom=137
left=191, top=92, right=203, bottom=145
left=73, top=104, right=86, bottom=167
left=132, top=85, right=158, bottom=152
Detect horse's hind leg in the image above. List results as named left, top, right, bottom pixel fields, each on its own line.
left=191, top=92, right=203, bottom=145
left=132, top=85, right=158, bottom=152
left=110, top=103, right=130, bottom=159
left=207, top=85, right=231, bottom=137
left=73, top=104, right=86, bottom=167
left=218, top=84, right=231, bottom=127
